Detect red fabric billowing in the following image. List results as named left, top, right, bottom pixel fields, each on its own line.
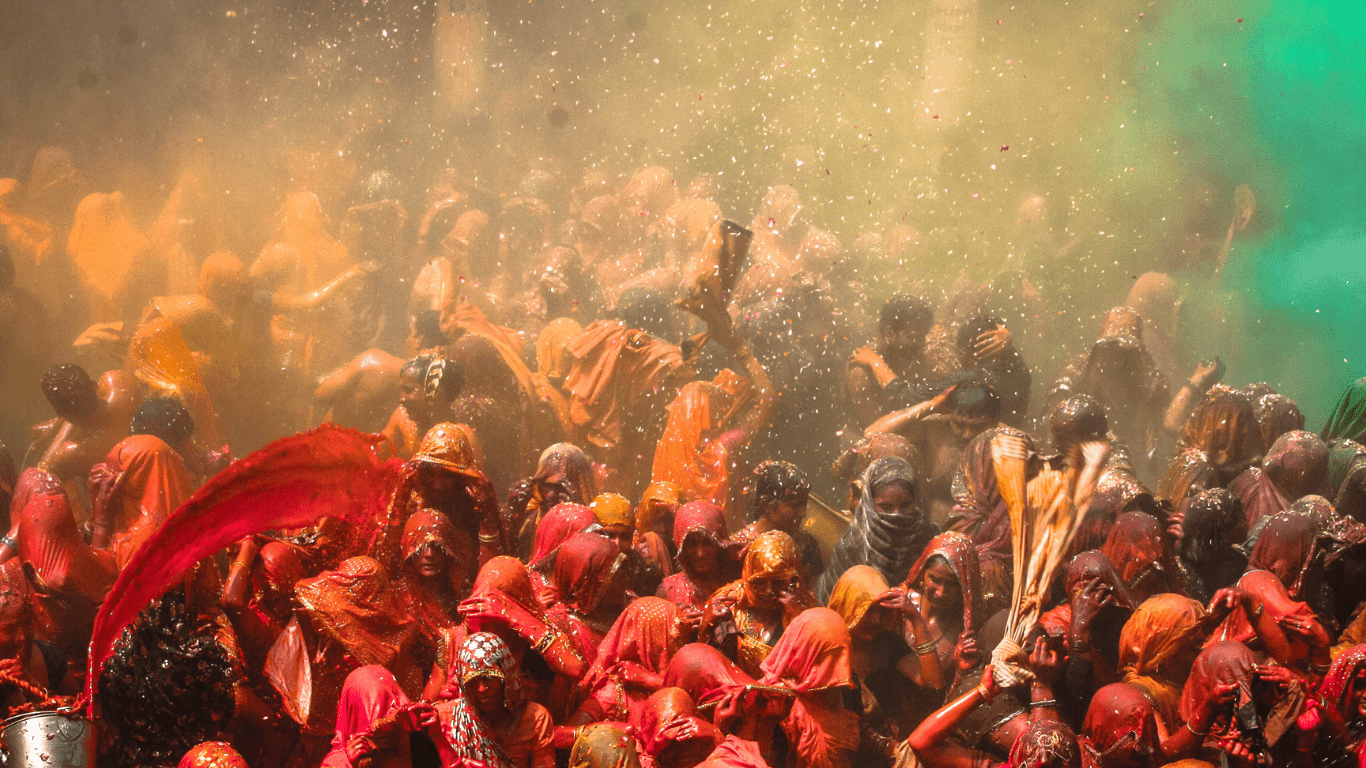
left=85, top=426, right=390, bottom=708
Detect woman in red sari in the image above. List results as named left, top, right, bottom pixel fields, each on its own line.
left=658, top=501, right=731, bottom=611
left=320, top=665, right=436, bottom=768
left=544, top=531, right=632, bottom=667
left=88, top=433, right=193, bottom=567
left=757, top=606, right=859, bottom=768
left=1100, top=512, right=1183, bottom=604
left=563, top=596, right=684, bottom=739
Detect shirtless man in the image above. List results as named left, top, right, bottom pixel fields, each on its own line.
left=863, top=382, right=1002, bottom=524
left=28, top=363, right=141, bottom=484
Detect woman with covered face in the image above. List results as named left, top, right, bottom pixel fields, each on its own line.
left=699, top=530, right=817, bottom=678
left=431, top=632, right=555, bottom=768
left=815, top=456, right=939, bottom=603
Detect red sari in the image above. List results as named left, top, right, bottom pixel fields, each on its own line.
left=580, top=597, right=683, bottom=727
left=757, top=607, right=859, bottom=768
left=98, top=434, right=193, bottom=567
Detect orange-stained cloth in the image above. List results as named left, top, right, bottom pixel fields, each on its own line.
left=580, top=597, right=682, bottom=726
left=126, top=317, right=225, bottom=447
left=564, top=320, right=690, bottom=450
left=295, top=556, right=417, bottom=674
left=67, top=191, right=147, bottom=321
left=1117, top=594, right=1208, bottom=733
left=651, top=370, right=752, bottom=508
left=101, top=435, right=193, bottom=567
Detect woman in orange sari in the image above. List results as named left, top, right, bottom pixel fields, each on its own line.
left=699, top=530, right=817, bottom=679
left=89, top=434, right=193, bottom=567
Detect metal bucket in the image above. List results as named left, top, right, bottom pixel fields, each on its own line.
left=0, top=711, right=96, bottom=768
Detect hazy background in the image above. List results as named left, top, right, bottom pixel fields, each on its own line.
left=2, top=0, right=1362, bottom=422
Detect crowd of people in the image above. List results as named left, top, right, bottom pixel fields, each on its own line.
left=1, top=145, right=1365, bottom=768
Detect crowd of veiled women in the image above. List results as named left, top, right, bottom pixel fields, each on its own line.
left=5, top=147, right=1366, bottom=768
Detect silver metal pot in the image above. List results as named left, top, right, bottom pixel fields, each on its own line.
left=0, top=710, right=96, bottom=768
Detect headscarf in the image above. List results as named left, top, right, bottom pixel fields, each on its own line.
left=565, top=320, right=689, bottom=450
left=1178, top=641, right=1260, bottom=741
left=634, top=687, right=720, bottom=760
left=321, top=666, right=413, bottom=768
left=592, top=493, right=636, bottom=529
left=1081, top=683, right=1162, bottom=768
left=126, top=317, right=224, bottom=446
left=826, top=565, right=890, bottom=635
left=660, top=501, right=729, bottom=610
left=815, top=456, right=937, bottom=602
left=14, top=479, right=118, bottom=601
left=1100, top=512, right=1179, bottom=600
left=662, top=643, right=756, bottom=708
left=902, top=531, right=984, bottom=636
left=177, top=742, right=247, bottom=768
left=1255, top=394, right=1305, bottom=452
left=758, top=607, right=853, bottom=692
left=1159, top=386, right=1264, bottom=511
left=581, top=597, right=683, bottom=723
left=1320, top=643, right=1366, bottom=725
left=295, top=556, right=416, bottom=669
left=535, top=443, right=598, bottom=510
left=650, top=370, right=753, bottom=507
left=531, top=503, right=596, bottom=567
left=101, top=435, right=194, bottom=567
left=442, top=632, right=523, bottom=768
left=1233, top=430, right=1329, bottom=528
left=1118, top=594, right=1208, bottom=732
left=538, top=318, right=585, bottom=382
left=552, top=532, right=627, bottom=616
left=568, top=724, right=643, bottom=768
left=1323, top=376, right=1366, bottom=444
left=1244, top=513, right=1315, bottom=598
left=1007, top=719, right=1083, bottom=768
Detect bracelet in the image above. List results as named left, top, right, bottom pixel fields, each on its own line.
left=1028, top=699, right=1058, bottom=710
left=478, top=531, right=500, bottom=544
left=0, top=536, right=16, bottom=552
left=975, top=682, right=995, bottom=704
left=531, top=630, right=559, bottom=654
left=913, top=640, right=939, bottom=656
left=1185, top=721, right=1210, bottom=737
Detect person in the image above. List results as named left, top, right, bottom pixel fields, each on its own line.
left=904, top=642, right=1079, bottom=768
left=863, top=382, right=1004, bottom=523
left=1228, top=430, right=1329, bottom=528
left=658, top=501, right=732, bottom=611
left=729, top=461, right=822, bottom=580
left=846, top=294, right=936, bottom=429
left=1175, top=489, right=1248, bottom=602
left=1100, top=512, right=1183, bottom=604
left=700, top=530, right=817, bottom=679
left=321, top=666, right=437, bottom=768
left=431, top=632, right=555, bottom=768
left=1158, top=385, right=1263, bottom=515
left=380, top=354, right=461, bottom=460
left=558, top=597, right=685, bottom=741
left=29, top=362, right=141, bottom=484
left=754, top=607, right=859, bottom=768
left=945, top=427, right=1036, bottom=615
left=88, top=433, right=194, bottom=567
left=899, top=532, right=985, bottom=699
left=543, top=531, right=634, bottom=666
left=636, top=687, right=722, bottom=768
left=507, top=442, right=598, bottom=557
left=815, top=456, right=938, bottom=601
